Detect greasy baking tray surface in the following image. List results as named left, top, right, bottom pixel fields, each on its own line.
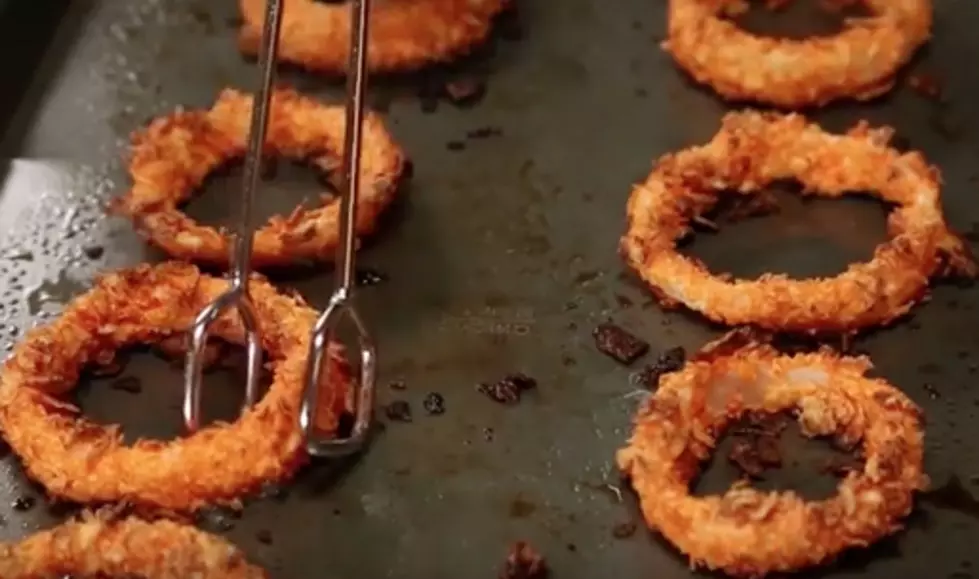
left=1, top=1, right=979, bottom=578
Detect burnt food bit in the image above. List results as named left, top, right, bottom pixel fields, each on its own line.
left=384, top=400, right=413, bottom=422
left=466, top=126, right=502, bottom=139
left=444, top=77, right=486, bottom=107
left=727, top=412, right=785, bottom=479
left=592, top=322, right=649, bottom=365
left=728, top=439, right=766, bottom=479
left=389, top=380, right=407, bottom=391
left=754, top=435, right=782, bottom=467
left=423, top=392, right=446, bottom=415
left=12, top=496, right=35, bottom=511
left=478, top=373, right=537, bottom=405
left=636, top=346, right=686, bottom=390
left=500, top=541, right=549, bottom=579
left=446, top=140, right=466, bottom=152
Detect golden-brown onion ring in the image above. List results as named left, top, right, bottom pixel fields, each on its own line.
left=617, top=332, right=927, bottom=577
left=238, top=0, right=513, bottom=74
left=110, top=87, right=408, bottom=269
left=0, top=513, right=267, bottom=578
left=664, top=0, right=931, bottom=108
left=620, top=110, right=975, bottom=334
left=0, top=261, right=351, bottom=512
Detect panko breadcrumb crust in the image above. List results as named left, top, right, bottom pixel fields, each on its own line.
left=0, top=262, right=351, bottom=512
left=238, top=0, right=513, bottom=74
left=0, top=513, right=267, bottom=578
left=111, top=87, right=408, bottom=269
left=617, top=332, right=927, bottom=577
left=620, top=110, right=975, bottom=334
left=664, top=0, right=932, bottom=108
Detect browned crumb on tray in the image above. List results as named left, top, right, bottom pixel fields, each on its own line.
left=593, top=322, right=649, bottom=365
left=500, top=541, right=549, bottom=579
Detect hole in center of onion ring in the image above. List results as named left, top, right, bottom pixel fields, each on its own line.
left=680, top=180, right=889, bottom=279
left=183, top=158, right=340, bottom=233
left=74, top=342, right=272, bottom=443
left=691, top=410, right=864, bottom=500
left=721, top=0, right=871, bottom=40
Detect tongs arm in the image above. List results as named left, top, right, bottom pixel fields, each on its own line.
left=182, top=0, right=284, bottom=433
left=299, top=0, right=377, bottom=458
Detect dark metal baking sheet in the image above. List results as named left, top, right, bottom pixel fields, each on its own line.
left=0, top=0, right=75, bottom=141
left=1, top=1, right=979, bottom=578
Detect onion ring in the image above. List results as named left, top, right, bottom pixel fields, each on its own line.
left=663, top=0, right=932, bottom=108
left=0, top=261, right=351, bottom=512
left=617, top=332, right=927, bottom=577
left=238, top=0, right=513, bottom=74
left=0, top=513, right=267, bottom=578
left=620, top=110, right=976, bottom=334
left=110, top=87, right=408, bottom=269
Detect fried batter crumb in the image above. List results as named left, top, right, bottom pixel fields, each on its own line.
left=500, top=541, right=549, bottom=579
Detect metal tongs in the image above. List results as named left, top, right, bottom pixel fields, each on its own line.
left=182, top=0, right=376, bottom=458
